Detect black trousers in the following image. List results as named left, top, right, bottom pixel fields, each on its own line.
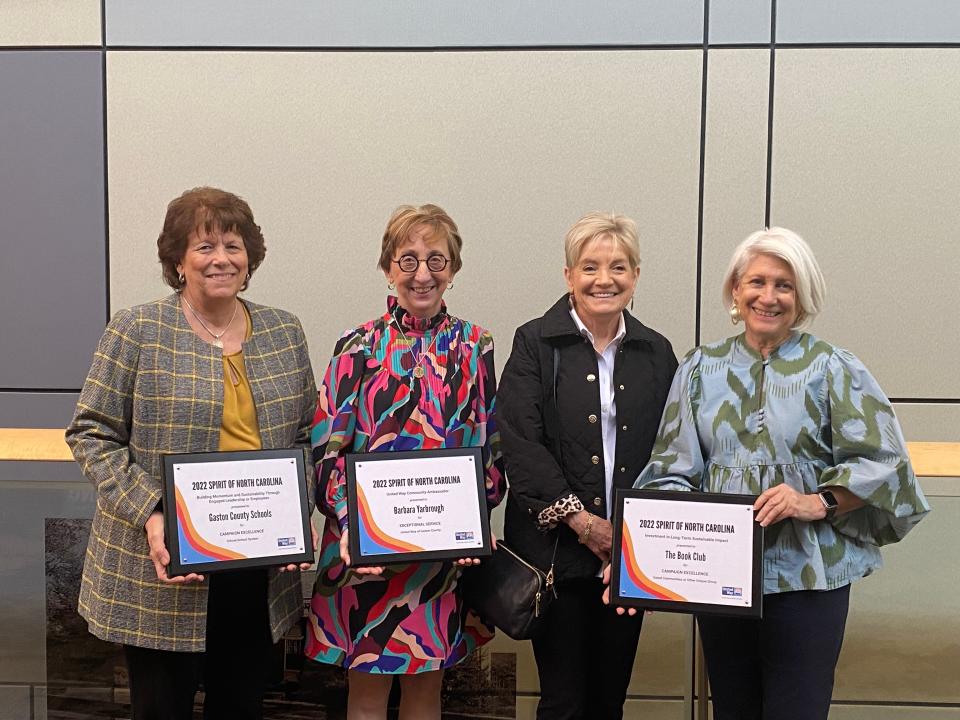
left=531, top=577, right=644, bottom=720
left=697, top=585, right=851, bottom=720
left=124, top=569, right=274, bottom=720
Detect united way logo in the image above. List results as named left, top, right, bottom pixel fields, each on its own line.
left=455, top=531, right=475, bottom=542
left=277, top=536, right=296, bottom=547
left=721, top=586, right=743, bottom=597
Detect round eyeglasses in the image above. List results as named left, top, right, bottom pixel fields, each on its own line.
left=393, top=254, right=449, bottom=273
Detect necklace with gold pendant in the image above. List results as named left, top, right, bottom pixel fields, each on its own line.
left=393, top=319, right=445, bottom=380
left=181, top=294, right=239, bottom=349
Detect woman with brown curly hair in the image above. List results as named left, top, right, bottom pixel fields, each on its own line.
left=66, top=187, right=317, bottom=720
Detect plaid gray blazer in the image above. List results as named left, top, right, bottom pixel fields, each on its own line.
left=66, top=294, right=317, bottom=652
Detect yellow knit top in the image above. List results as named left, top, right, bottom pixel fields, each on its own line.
left=218, top=306, right=261, bottom=452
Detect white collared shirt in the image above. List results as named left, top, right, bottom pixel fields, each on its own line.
left=569, top=307, right=626, bottom=520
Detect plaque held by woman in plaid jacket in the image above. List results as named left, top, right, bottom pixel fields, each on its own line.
left=66, top=187, right=318, bottom=719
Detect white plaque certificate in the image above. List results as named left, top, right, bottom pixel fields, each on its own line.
left=346, top=448, right=492, bottom=565
left=161, top=448, right=312, bottom=575
left=611, top=489, right=763, bottom=617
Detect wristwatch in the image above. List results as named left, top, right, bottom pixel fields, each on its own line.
left=817, top=490, right=839, bottom=519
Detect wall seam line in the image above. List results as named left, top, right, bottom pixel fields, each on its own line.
left=763, top=0, right=777, bottom=227
left=694, top=0, right=709, bottom=349
left=101, top=0, right=111, bottom=323
left=4, top=42, right=960, bottom=52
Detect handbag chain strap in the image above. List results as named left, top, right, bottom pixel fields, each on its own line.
left=543, top=347, right=561, bottom=596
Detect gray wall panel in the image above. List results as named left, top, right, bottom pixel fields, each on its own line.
left=709, top=0, right=770, bottom=45
left=0, top=393, right=79, bottom=430
left=0, top=686, right=30, bottom=720
left=778, top=0, right=960, bottom=44
left=0, top=52, right=106, bottom=390
left=105, top=0, right=703, bottom=47
left=0, top=463, right=84, bottom=484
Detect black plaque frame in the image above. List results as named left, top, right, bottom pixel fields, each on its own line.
left=162, top=448, right=312, bottom=575
left=346, top=447, right=492, bottom=566
left=611, top=488, right=763, bottom=618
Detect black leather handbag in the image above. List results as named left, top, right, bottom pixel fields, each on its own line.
left=460, top=539, right=557, bottom=640
left=462, top=347, right=564, bottom=640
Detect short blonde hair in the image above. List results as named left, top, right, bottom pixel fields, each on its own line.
left=378, top=204, right=463, bottom=274
left=564, top=212, right=641, bottom=270
left=721, top=227, right=826, bottom=331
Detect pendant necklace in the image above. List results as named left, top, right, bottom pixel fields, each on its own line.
left=181, top=294, right=239, bottom=349
left=393, top=318, right=445, bottom=380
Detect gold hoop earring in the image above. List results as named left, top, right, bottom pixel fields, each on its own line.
left=729, top=302, right=742, bottom=325
left=178, top=273, right=185, bottom=285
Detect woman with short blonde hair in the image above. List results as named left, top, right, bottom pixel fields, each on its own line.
left=563, top=212, right=641, bottom=270
left=499, top=211, right=677, bottom=719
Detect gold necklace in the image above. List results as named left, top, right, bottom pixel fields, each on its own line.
left=181, top=294, right=239, bottom=349
left=392, top=318, right=445, bottom=379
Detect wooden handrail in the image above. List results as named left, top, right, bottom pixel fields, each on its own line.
left=903, top=442, right=960, bottom=478
left=0, top=428, right=957, bottom=475
left=0, top=428, right=73, bottom=461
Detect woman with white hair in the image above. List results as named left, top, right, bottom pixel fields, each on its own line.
left=628, top=227, right=930, bottom=719
left=499, top=212, right=677, bottom=719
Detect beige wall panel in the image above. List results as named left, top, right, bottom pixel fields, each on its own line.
left=771, top=49, right=960, bottom=399
left=0, top=1, right=101, bottom=45
left=627, top=611, right=690, bottom=698
left=699, top=49, right=770, bottom=348
left=894, top=403, right=960, bottom=442
left=833, top=495, right=959, bottom=704
left=106, top=50, right=702, bottom=376
left=919, top=476, right=959, bottom=498
left=894, top=403, right=960, bottom=443
left=491, top=611, right=689, bottom=701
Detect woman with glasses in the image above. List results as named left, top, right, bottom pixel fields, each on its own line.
left=307, top=204, right=505, bottom=719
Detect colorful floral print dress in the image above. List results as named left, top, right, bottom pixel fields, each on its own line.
left=306, top=297, right=505, bottom=673
left=635, top=332, right=929, bottom=594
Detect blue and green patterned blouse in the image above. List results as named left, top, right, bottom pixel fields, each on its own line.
left=635, top=332, right=930, bottom=594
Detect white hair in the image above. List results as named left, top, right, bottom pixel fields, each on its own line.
left=721, top=227, right=826, bottom=331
